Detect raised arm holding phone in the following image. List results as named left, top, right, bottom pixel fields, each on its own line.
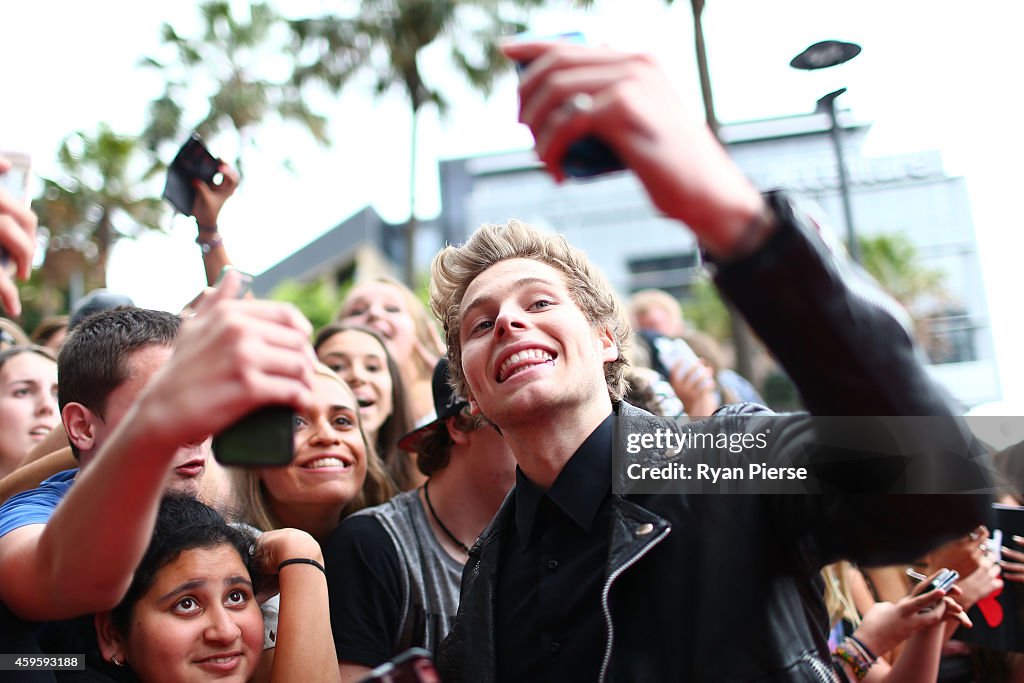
left=161, top=134, right=240, bottom=286
left=0, top=271, right=315, bottom=622
left=0, top=154, right=38, bottom=317
left=191, top=160, right=239, bottom=286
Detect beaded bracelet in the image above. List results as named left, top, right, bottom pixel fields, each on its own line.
left=847, top=635, right=876, bottom=661
left=832, top=637, right=876, bottom=680
left=278, top=558, right=326, bottom=576
left=195, top=233, right=223, bottom=253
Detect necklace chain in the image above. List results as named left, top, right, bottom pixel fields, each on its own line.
left=422, top=481, right=471, bottom=554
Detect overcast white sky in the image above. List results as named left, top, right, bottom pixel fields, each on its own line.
left=2, top=0, right=1023, bottom=402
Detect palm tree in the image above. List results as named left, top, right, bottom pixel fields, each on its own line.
left=32, top=125, right=164, bottom=295
left=858, top=233, right=949, bottom=313
left=141, top=1, right=330, bottom=174
left=288, top=0, right=545, bottom=284
left=857, top=233, right=956, bottom=360
left=572, top=0, right=755, bottom=378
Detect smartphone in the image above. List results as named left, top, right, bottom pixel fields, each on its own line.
left=357, top=649, right=440, bottom=683
left=211, top=268, right=296, bottom=467
left=512, top=32, right=626, bottom=179
left=908, top=567, right=959, bottom=612
left=652, top=335, right=700, bottom=376
left=908, top=567, right=960, bottom=593
left=163, top=134, right=221, bottom=216
left=0, top=151, right=31, bottom=277
left=989, top=528, right=1003, bottom=564
left=927, top=568, right=960, bottom=594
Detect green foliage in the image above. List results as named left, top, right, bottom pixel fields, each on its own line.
left=857, top=233, right=949, bottom=316
left=267, top=268, right=433, bottom=337
left=287, top=0, right=545, bottom=282
left=761, top=371, right=803, bottom=412
left=268, top=277, right=343, bottom=332
left=680, top=275, right=731, bottom=341
left=141, top=1, right=331, bottom=173
left=10, top=268, right=64, bottom=331
left=289, top=0, right=541, bottom=113
left=32, top=124, right=164, bottom=292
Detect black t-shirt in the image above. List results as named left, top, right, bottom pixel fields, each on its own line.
left=325, top=515, right=404, bottom=667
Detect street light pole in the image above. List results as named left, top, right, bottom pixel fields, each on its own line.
left=791, top=40, right=863, bottom=262
left=818, top=88, right=860, bottom=262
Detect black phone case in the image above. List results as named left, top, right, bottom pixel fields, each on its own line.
left=213, top=405, right=295, bottom=467
left=162, top=135, right=219, bottom=216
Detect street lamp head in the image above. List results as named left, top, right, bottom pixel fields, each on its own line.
left=816, top=87, right=848, bottom=113
left=790, top=40, right=861, bottom=70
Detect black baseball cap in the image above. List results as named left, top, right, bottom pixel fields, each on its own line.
left=397, top=358, right=469, bottom=453
left=69, top=289, right=135, bottom=329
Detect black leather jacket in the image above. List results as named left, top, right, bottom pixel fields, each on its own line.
left=437, top=192, right=990, bottom=682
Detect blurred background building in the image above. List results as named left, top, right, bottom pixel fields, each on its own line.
left=254, top=109, right=1000, bottom=409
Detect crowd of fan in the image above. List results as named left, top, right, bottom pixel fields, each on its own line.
left=0, top=40, right=1012, bottom=683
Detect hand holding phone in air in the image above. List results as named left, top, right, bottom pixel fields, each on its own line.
left=0, top=152, right=38, bottom=315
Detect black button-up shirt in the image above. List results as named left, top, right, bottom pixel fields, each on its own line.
left=496, top=413, right=614, bottom=682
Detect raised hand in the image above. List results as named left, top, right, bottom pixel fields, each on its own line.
left=500, top=41, right=764, bottom=256
left=0, top=157, right=37, bottom=316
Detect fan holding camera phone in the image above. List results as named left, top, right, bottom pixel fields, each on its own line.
left=162, top=135, right=239, bottom=285
left=0, top=152, right=38, bottom=317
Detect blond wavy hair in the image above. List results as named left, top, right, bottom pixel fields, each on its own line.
left=822, top=561, right=862, bottom=629
left=429, top=219, right=630, bottom=402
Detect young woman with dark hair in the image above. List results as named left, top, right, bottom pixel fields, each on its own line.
left=94, top=494, right=338, bottom=682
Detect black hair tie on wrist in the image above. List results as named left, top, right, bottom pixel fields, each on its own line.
left=277, top=558, right=326, bottom=576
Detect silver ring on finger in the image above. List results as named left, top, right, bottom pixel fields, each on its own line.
left=563, top=92, right=595, bottom=117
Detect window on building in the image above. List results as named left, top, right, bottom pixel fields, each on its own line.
left=627, top=251, right=701, bottom=298
left=919, top=307, right=978, bottom=364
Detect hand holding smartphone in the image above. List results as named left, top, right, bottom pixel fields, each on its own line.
left=211, top=268, right=296, bottom=467
left=0, top=151, right=32, bottom=279
left=163, top=134, right=221, bottom=216
left=510, top=32, right=625, bottom=179
left=907, top=567, right=960, bottom=613
left=652, top=335, right=700, bottom=377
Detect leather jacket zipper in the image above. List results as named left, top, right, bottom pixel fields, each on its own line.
left=598, top=524, right=671, bottom=682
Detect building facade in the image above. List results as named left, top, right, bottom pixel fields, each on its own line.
left=435, top=112, right=999, bottom=408
left=253, top=110, right=1000, bottom=408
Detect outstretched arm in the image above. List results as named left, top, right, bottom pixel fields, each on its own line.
left=504, top=42, right=989, bottom=558
left=0, top=273, right=314, bottom=621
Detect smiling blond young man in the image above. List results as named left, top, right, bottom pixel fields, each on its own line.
left=430, top=42, right=989, bottom=682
